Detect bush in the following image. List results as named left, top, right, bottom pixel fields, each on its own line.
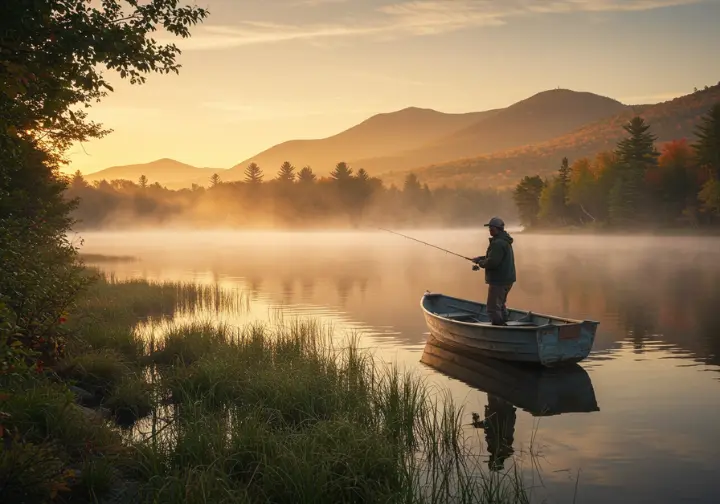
left=57, top=350, right=130, bottom=396
left=105, top=374, right=153, bottom=426
left=0, top=438, right=74, bottom=503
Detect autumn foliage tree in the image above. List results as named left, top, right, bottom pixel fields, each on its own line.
left=694, top=104, right=720, bottom=217
left=514, top=106, right=720, bottom=228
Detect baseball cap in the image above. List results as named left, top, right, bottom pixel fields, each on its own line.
left=484, top=217, right=505, bottom=228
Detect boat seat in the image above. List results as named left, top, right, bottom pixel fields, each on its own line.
left=506, top=321, right=536, bottom=327
left=438, top=312, right=477, bottom=319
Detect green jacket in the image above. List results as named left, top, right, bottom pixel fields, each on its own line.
left=480, top=231, right=516, bottom=285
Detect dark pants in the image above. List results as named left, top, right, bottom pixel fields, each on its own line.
left=487, top=283, right=513, bottom=325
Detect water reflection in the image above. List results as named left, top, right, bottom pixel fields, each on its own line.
left=480, top=395, right=516, bottom=472
left=421, top=340, right=600, bottom=475
left=420, top=341, right=600, bottom=417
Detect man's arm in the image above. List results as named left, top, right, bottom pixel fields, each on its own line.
left=480, top=242, right=505, bottom=270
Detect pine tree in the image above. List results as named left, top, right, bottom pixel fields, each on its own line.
left=615, top=117, right=659, bottom=167
left=330, top=162, right=353, bottom=182
left=70, top=170, right=88, bottom=190
left=276, top=161, right=295, bottom=183
left=403, top=173, right=421, bottom=193
left=693, top=103, right=720, bottom=178
left=138, top=174, right=148, bottom=188
left=608, top=168, right=644, bottom=225
left=297, top=166, right=316, bottom=184
left=610, top=117, right=659, bottom=223
left=356, top=168, right=370, bottom=182
left=513, top=175, right=545, bottom=228
left=244, top=163, right=263, bottom=184
left=538, top=178, right=567, bottom=225
left=558, top=157, right=571, bottom=205
left=210, top=173, right=221, bottom=187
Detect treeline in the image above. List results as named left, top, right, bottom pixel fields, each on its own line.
left=67, top=162, right=516, bottom=229
left=513, top=104, right=720, bottom=229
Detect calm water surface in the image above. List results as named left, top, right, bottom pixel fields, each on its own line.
left=80, top=229, right=720, bottom=504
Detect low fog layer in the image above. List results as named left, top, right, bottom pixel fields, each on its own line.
left=80, top=229, right=720, bottom=367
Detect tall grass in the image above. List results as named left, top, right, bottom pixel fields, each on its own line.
left=128, top=316, right=532, bottom=503
left=4, top=273, right=535, bottom=503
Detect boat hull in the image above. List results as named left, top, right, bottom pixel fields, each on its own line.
left=421, top=292, right=598, bottom=367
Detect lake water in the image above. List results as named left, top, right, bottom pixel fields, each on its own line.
left=79, top=229, right=720, bottom=504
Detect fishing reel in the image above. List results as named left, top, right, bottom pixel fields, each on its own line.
left=471, top=256, right=485, bottom=271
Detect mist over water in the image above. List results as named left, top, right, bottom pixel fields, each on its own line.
left=80, top=229, right=720, bottom=504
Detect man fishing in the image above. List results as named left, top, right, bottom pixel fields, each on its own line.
left=472, top=217, right=516, bottom=326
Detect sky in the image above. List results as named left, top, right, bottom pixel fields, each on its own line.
left=65, top=0, right=720, bottom=174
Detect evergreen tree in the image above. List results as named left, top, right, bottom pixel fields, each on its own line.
left=210, top=173, right=221, bottom=187
left=693, top=103, right=720, bottom=178
left=244, top=163, right=264, bottom=184
left=610, top=117, right=659, bottom=224
left=608, top=167, right=644, bottom=225
left=512, top=175, right=545, bottom=228
left=297, top=166, right=316, bottom=184
left=138, top=174, right=148, bottom=188
left=276, top=161, right=296, bottom=183
left=615, top=117, right=659, bottom=167
left=330, top=162, right=353, bottom=182
left=356, top=168, right=370, bottom=182
left=654, top=139, right=698, bottom=222
left=70, top=170, right=89, bottom=190
left=558, top=157, right=571, bottom=206
left=403, top=173, right=421, bottom=193
left=538, top=178, right=567, bottom=225
left=568, top=158, right=599, bottom=222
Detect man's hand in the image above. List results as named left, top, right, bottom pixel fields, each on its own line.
left=471, top=256, right=487, bottom=269
left=471, top=256, right=486, bottom=264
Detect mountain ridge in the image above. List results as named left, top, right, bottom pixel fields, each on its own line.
left=76, top=86, right=716, bottom=190
left=83, top=158, right=226, bottom=189
left=379, top=84, right=720, bottom=189
left=348, top=89, right=631, bottom=174
left=226, top=106, right=500, bottom=177
left=228, top=88, right=629, bottom=177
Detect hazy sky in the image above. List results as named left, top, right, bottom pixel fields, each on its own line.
left=66, top=0, right=720, bottom=174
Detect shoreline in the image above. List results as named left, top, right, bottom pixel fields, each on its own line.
left=517, top=227, right=720, bottom=237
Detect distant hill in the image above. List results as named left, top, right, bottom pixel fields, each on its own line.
left=381, top=85, right=720, bottom=189
left=225, top=107, right=499, bottom=178
left=352, top=89, right=630, bottom=173
left=83, top=158, right=226, bottom=189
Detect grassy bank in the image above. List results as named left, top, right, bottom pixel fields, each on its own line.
left=1, top=272, right=531, bottom=504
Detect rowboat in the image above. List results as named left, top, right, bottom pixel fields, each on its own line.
left=421, top=337, right=600, bottom=416
left=420, top=292, right=599, bottom=367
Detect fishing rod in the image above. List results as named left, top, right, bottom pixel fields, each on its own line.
left=376, top=227, right=479, bottom=264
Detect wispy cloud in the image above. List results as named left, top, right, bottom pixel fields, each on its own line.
left=289, top=0, right=350, bottom=6
left=200, top=99, right=372, bottom=121
left=169, top=0, right=711, bottom=50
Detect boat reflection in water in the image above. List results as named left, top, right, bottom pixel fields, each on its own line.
left=420, top=336, right=600, bottom=471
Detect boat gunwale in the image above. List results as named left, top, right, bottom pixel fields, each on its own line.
left=420, top=292, right=600, bottom=330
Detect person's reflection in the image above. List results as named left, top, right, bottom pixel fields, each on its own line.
left=281, top=279, right=294, bottom=304
left=473, top=394, right=517, bottom=471
left=336, top=277, right=353, bottom=306
left=300, top=278, right=315, bottom=301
